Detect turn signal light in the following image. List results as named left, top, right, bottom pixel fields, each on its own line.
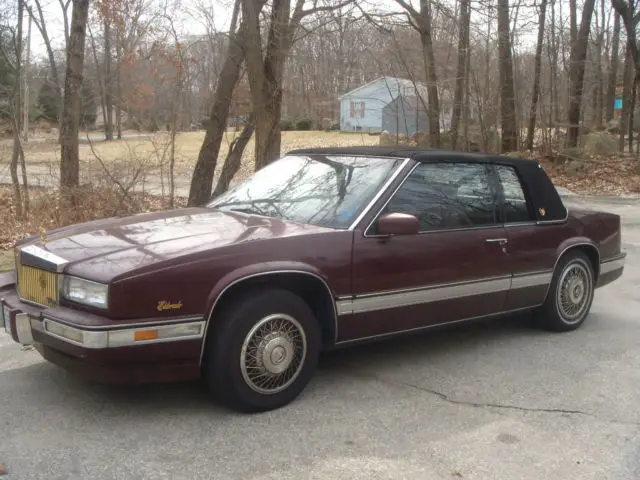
left=134, top=329, right=158, bottom=341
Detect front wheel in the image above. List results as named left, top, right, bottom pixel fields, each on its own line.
left=533, top=251, right=595, bottom=332
left=204, top=288, right=321, bottom=412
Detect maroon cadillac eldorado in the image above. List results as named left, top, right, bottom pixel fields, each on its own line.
left=0, top=147, right=626, bottom=412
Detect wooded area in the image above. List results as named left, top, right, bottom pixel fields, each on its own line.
left=0, top=0, right=637, bottom=219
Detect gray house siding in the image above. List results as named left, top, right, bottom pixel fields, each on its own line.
left=339, top=77, right=430, bottom=133
left=381, top=95, right=430, bottom=136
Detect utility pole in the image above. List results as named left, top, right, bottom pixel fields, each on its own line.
left=23, top=11, right=32, bottom=142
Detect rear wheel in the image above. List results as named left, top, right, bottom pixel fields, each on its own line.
left=203, top=288, right=321, bottom=412
left=534, top=251, right=595, bottom=332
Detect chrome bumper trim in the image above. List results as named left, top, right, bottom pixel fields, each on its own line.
left=600, top=255, right=626, bottom=275
left=31, top=317, right=205, bottom=349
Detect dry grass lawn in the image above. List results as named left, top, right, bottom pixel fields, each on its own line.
left=1, top=130, right=379, bottom=183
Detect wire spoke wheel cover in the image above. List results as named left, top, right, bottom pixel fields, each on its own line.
left=555, top=261, right=592, bottom=323
left=240, top=313, right=307, bottom=395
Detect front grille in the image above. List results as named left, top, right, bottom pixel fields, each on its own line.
left=16, top=263, right=58, bottom=307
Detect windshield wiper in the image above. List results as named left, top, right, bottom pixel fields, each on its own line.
left=219, top=206, right=269, bottom=216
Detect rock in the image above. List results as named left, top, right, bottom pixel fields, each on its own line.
left=607, top=119, right=620, bottom=134
left=559, top=147, right=586, bottom=161
left=50, top=127, right=59, bottom=136
left=579, top=132, right=618, bottom=155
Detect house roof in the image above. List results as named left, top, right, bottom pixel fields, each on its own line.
left=338, top=76, right=429, bottom=100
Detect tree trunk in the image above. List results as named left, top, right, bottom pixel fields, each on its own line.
left=620, top=45, right=633, bottom=151
left=605, top=11, right=621, bottom=122
left=419, top=0, right=441, bottom=148
left=526, top=0, right=547, bottom=151
left=187, top=10, right=246, bottom=207
left=212, top=115, right=255, bottom=197
left=450, top=0, right=470, bottom=150
left=497, top=0, right=518, bottom=152
left=103, top=19, right=114, bottom=141
left=89, top=25, right=109, bottom=135
left=28, top=1, right=63, bottom=131
left=242, top=0, right=288, bottom=170
left=566, top=0, right=596, bottom=147
left=462, top=43, right=471, bottom=150
left=254, top=90, right=283, bottom=171
left=569, top=0, right=577, bottom=46
left=11, top=0, right=25, bottom=219
left=60, top=0, right=90, bottom=192
left=629, top=75, right=637, bottom=152
left=115, top=35, right=122, bottom=139
left=592, top=0, right=606, bottom=128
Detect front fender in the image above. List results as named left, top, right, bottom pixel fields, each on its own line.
left=203, top=261, right=333, bottom=314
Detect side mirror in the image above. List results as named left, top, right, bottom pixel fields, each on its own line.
left=376, top=212, right=420, bottom=235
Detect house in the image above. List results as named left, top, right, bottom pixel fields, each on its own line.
left=339, top=76, right=451, bottom=135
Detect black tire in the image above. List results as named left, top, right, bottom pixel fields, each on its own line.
left=203, top=288, right=321, bottom=412
left=533, top=251, right=595, bottom=332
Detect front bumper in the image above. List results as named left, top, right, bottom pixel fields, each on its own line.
left=1, top=274, right=205, bottom=383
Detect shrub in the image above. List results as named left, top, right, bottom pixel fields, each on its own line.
left=295, top=118, right=313, bottom=131
left=280, top=119, right=294, bottom=131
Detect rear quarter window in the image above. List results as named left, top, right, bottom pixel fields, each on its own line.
left=496, top=165, right=533, bottom=223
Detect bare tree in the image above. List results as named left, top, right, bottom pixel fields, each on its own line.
left=393, top=0, right=441, bottom=147
left=605, top=10, right=621, bottom=123
left=188, top=0, right=246, bottom=206
left=497, top=0, right=518, bottom=152
left=620, top=45, right=633, bottom=150
left=8, top=0, right=25, bottom=218
left=526, top=0, right=547, bottom=150
left=25, top=0, right=70, bottom=130
left=611, top=0, right=640, bottom=74
left=450, top=0, right=470, bottom=150
left=566, top=0, right=596, bottom=147
left=60, top=0, right=90, bottom=192
left=242, top=0, right=352, bottom=170
left=212, top=114, right=255, bottom=197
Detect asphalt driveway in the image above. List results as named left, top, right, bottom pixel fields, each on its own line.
left=1, top=195, right=640, bottom=479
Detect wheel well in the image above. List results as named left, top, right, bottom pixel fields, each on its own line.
left=205, top=273, right=337, bottom=351
left=563, top=244, right=600, bottom=281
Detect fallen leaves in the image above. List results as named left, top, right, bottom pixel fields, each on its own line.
left=0, top=186, right=187, bottom=251
left=539, top=153, right=640, bottom=197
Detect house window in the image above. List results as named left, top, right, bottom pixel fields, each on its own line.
left=350, top=101, right=365, bottom=119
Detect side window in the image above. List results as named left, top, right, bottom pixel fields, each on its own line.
left=376, top=162, right=497, bottom=232
left=496, top=165, right=532, bottom=223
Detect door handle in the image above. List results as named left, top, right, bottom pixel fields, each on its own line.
left=485, top=238, right=508, bottom=246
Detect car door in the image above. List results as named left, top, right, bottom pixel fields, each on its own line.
left=340, top=161, right=511, bottom=343
left=492, top=164, right=570, bottom=310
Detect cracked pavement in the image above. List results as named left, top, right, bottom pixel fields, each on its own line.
left=1, top=194, right=640, bottom=479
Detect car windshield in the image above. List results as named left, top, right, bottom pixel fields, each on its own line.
left=207, top=154, right=404, bottom=229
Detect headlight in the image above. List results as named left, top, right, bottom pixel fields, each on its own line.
left=62, top=276, right=109, bottom=309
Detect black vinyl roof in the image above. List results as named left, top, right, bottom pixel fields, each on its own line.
left=286, top=146, right=540, bottom=167
left=287, top=146, right=567, bottom=223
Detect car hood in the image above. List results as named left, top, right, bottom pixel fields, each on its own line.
left=18, top=208, right=333, bottom=280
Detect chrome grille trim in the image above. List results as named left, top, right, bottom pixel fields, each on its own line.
left=16, top=264, right=59, bottom=308
left=14, top=244, right=68, bottom=308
